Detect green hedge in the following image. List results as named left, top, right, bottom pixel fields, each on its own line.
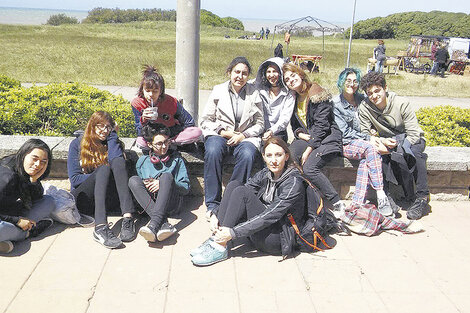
left=0, top=81, right=135, bottom=137
left=416, top=106, right=470, bottom=147
left=46, top=14, right=79, bottom=26
left=0, top=75, right=21, bottom=92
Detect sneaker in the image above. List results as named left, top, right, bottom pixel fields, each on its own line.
left=388, top=195, right=401, bottom=214
left=377, top=196, right=393, bottom=216
left=139, top=222, right=158, bottom=242
left=0, top=241, right=14, bottom=254
left=332, top=201, right=346, bottom=218
left=120, top=217, right=136, bottom=242
left=191, top=240, right=228, bottom=266
left=205, top=209, right=213, bottom=222
left=190, top=237, right=213, bottom=257
left=29, top=218, right=53, bottom=238
left=407, top=198, right=429, bottom=220
left=93, top=225, right=123, bottom=249
left=156, top=222, right=177, bottom=241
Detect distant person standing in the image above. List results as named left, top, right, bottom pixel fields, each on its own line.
left=259, top=27, right=265, bottom=40
left=265, top=27, right=270, bottom=40
left=434, top=43, right=450, bottom=78
left=374, top=40, right=386, bottom=73
left=430, top=39, right=439, bottom=75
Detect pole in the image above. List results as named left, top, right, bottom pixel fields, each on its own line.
left=346, top=0, right=357, bottom=68
left=176, top=0, right=200, bottom=122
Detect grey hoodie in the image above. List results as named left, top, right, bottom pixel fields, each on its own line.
left=255, top=57, right=295, bottom=135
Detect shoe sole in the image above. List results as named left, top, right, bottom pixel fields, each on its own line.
left=93, top=233, right=122, bottom=249
left=139, top=227, right=157, bottom=242
left=157, top=229, right=177, bottom=242
left=191, top=254, right=228, bottom=267
left=0, top=241, right=14, bottom=253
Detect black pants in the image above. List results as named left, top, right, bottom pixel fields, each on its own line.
left=71, top=157, right=135, bottom=225
left=128, top=173, right=180, bottom=228
left=437, top=62, right=446, bottom=77
left=289, top=139, right=340, bottom=203
left=216, top=180, right=282, bottom=255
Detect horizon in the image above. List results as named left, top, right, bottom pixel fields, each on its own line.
left=0, top=0, right=469, bottom=24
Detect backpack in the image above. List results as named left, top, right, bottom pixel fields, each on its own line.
left=289, top=179, right=349, bottom=252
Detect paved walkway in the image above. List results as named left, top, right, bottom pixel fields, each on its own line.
left=1, top=199, right=469, bottom=313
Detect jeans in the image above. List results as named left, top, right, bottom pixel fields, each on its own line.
left=203, top=135, right=259, bottom=211
left=216, top=181, right=281, bottom=255
left=71, top=157, right=135, bottom=225
left=410, top=139, right=429, bottom=199
left=0, top=195, right=55, bottom=242
left=128, top=173, right=180, bottom=228
left=430, top=61, right=439, bottom=75
left=289, top=139, right=340, bottom=203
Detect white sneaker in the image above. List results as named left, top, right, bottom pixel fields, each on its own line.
left=0, top=241, right=14, bottom=254
left=378, top=196, right=393, bottom=216
left=156, top=222, right=177, bottom=241
left=332, top=201, right=346, bottom=218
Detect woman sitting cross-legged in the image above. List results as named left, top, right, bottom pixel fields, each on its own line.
left=67, top=111, right=137, bottom=249
left=0, top=139, right=55, bottom=254
left=191, top=137, right=305, bottom=266
left=332, top=68, right=395, bottom=216
left=128, top=122, right=190, bottom=242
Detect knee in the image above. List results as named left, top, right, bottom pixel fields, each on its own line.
left=110, top=156, right=126, bottom=169
left=128, top=175, right=142, bottom=190
left=159, top=172, right=174, bottom=183
left=237, top=145, right=257, bottom=162
left=226, top=180, right=243, bottom=192
left=96, top=164, right=111, bottom=175
left=41, top=195, right=56, bottom=212
left=204, top=137, right=225, bottom=159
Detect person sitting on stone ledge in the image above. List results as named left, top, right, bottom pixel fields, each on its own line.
left=0, top=139, right=55, bottom=254
left=358, top=71, right=430, bottom=220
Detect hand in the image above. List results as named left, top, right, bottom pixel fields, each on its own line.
left=374, top=141, right=391, bottom=155
left=226, top=133, right=245, bottom=146
left=213, top=226, right=232, bottom=244
left=143, top=178, right=160, bottom=193
left=381, top=138, right=397, bottom=149
left=219, top=130, right=235, bottom=139
left=262, top=130, right=273, bottom=141
left=141, top=108, right=154, bottom=122
left=30, top=165, right=47, bottom=183
left=301, top=147, right=313, bottom=165
left=17, top=217, right=36, bottom=231
left=209, top=213, right=219, bottom=233
left=298, top=133, right=311, bottom=141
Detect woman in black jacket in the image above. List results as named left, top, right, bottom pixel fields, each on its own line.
left=282, top=63, right=345, bottom=214
left=190, top=137, right=306, bottom=266
left=0, top=139, right=55, bottom=254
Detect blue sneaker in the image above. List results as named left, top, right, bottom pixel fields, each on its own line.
left=190, top=237, right=213, bottom=257
left=191, top=240, right=228, bottom=266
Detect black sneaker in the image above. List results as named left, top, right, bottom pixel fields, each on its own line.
left=120, top=217, right=136, bottom=242
left=407, top=198, right=429, bottom=220
left=93, top=225, right=123, bottom=249
left=387, top=195, right=401, bottom=214
left=29, top=218, right=53, bottom=238
left=138, top=221, right=158, bottom=242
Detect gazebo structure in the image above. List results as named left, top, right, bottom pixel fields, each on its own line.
left=270, top=16, right=345, bottom=68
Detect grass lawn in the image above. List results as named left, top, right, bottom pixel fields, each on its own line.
left=0, top=21, right=469, bottom=97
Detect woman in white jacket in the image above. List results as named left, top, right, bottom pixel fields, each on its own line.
left=255, top=57, right=295, bottom=143
left=200, top=56, right=264, bottom=216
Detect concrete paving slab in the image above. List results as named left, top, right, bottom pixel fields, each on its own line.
left=87, top=291, right=166, bottom=313
left=310, top=292, right=388, bottom=313
left=165, top=291, right=240, bottom=313
left=379, top=292, right=460, bottom=313
left=6, top=290, right=91, bottom=313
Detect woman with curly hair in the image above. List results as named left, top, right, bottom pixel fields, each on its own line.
left=67, top=111, right=136, bottom=249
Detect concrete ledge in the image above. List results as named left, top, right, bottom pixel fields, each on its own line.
left=1, top=135, right=469, bottom=200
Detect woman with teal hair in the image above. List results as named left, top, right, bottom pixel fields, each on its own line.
left=332, top=68, right=396, bottom=216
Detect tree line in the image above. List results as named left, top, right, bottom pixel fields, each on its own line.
left=350, top=11, right=470, bottom=39
left=47, top=7, right=244, bottom=30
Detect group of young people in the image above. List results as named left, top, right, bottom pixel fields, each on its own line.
left=0, top=57, right=430, bottom=267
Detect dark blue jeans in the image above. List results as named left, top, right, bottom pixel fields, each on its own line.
left=203, top=135, right=259, bottom=211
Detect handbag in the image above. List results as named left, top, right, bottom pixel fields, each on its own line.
left=43, top=184, right=94, bottom=227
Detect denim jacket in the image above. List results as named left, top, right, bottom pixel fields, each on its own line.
left=332, top=93, right=370, bottom=145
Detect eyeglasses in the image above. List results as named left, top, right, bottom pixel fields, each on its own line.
left=345, top=79, right=358, bottom=86
left=150, top=139, right=171, bottom=149
left=96, top=124, right=112, bottom=132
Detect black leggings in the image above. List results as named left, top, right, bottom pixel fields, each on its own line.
left=71, top=157, right=134, bottom=225
left=216, top=180, right=282, bottom=255
left=128, top=173, right=180, bottom=228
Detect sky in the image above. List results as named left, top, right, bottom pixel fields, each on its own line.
left=0, top=0, right=468, bottom=23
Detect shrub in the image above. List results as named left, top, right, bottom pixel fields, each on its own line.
left=0, top=75, right=21, bottom=92
left=0, top=81, right=135, bottom=137
left=416, top=106, right=470, bottom=147
left=46, top=14, right=79, bottom=26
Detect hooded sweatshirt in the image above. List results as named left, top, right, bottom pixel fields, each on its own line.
left=255, top=57, right=295, bottom=135
left=358, top=91, right=424, bottom=145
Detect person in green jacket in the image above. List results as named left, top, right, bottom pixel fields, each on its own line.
left=358, top=71, right=430, bottom=220
left=128, top=122, right=190, bottom=243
